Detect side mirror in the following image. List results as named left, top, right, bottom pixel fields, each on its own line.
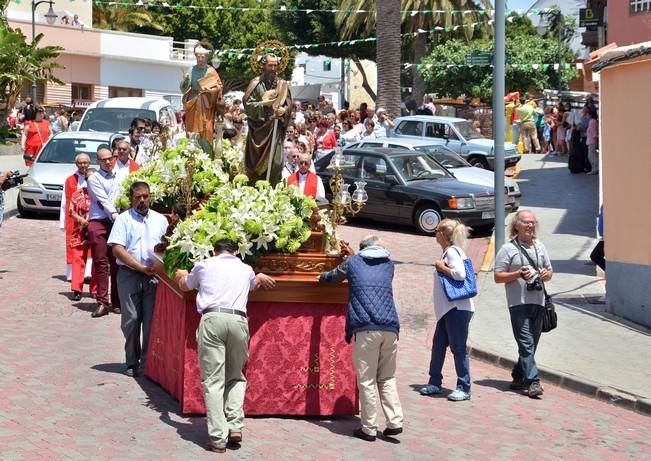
left=384, top=174, right=399, bottom=185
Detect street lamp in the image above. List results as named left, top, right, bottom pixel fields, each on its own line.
left=31, top=0, right=57, bottom=103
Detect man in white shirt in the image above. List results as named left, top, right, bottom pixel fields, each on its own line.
left=113, top=140, right=140, bottom=188
left=373, top=108, right=394, bottom=138
left=281, top=144, right=300, bottom=180
left=175, top=239, right=275, bottom=453
left=108, top=181, right=168, bottom=377
left=293, top=100, right=305, bottom=124
left=87, top=147, right=122, bottom=317
left=286, top=153, right=327, bottom=203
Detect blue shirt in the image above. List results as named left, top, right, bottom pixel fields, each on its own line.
left=87, top=168, right=119, bottom=221
left=107, top=208, right=168, bottom=266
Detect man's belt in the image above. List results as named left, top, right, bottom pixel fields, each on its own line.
left=201, top=307, right=247, bottom=318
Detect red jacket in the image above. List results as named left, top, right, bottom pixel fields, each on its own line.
left=321, top=130, right=337, bottom=149
left=287, top=171, right=318, bottom=198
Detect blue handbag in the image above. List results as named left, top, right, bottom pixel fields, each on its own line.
left=437, top=247, right=478, bottom=302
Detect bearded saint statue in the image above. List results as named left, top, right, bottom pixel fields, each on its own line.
left=243, top=54, right=292, bottom=185
left=180, top=44, right=223, bottom=154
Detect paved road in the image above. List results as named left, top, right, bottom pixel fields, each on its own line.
left=470, top=154, right=651, bottom=404
left=1, top=216, right=650, bottom=460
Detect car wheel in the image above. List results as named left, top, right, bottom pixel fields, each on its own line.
left=415, top=204, right=442, bottom=234
left=17, top=194, right=36, bottom=218
left=469, top=156, right=489, bottom=169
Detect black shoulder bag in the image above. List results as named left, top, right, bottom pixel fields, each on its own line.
left=512, top=240, right=557, bottom=333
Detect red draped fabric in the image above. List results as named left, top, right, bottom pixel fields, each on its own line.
left=146, top=282, right=359, bottom=416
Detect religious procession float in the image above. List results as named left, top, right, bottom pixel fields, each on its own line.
left=114, top=40, right=369, bottom=417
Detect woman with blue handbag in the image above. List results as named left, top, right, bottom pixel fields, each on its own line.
left=420, top=219, right=477, bottom=402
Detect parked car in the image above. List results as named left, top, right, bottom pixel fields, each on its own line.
left=344, top=138, right=521, bottom=211
left=17, top=131, right=109, bottom=216
left=390, top=115, right=520, bottom=170
left=75, top=97, right=178, bottom=134
left=315, top=148, right=507, bottom=234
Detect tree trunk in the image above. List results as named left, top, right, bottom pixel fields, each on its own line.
left=411, top=33, right=428, bottom=106
left=351, top=56, right=377, bottom=102
left=376, top=0, right=402, bottom=118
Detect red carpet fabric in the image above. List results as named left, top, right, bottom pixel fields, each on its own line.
left=146, top=282, right=359, bottom=416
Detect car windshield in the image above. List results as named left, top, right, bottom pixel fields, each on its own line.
left=388, top=154, right=450, bottom=181
left=413, top=146, right=470, bottom=169
left=80, top=108, right=156, bottom=132
left=36, top=138, right=107, bottom=164
left=453, top=120, right=484, bottom=140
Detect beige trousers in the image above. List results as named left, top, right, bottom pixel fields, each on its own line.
left=353, top=330, right=404, bottom=436
left=197, top=312, right=249, bottom=448
left=521, top=121, right=541, bottom=153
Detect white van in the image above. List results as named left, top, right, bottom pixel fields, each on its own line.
left=76, top=97, right=179, bottom=134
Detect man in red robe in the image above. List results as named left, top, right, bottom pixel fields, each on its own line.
left=286, top=153, right=326, bottom=203
left=60, top=153, right=91, bottom=280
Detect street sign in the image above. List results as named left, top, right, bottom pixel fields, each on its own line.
left=466, top=51, right=493, bottom=66
left=579, top=8, right=603, bottom=28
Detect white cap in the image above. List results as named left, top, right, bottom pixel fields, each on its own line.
left=377, top=107, right=386, bottom=114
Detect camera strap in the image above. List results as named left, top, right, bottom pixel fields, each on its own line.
left=512, top=239, right=550, bottom=299
left=512, top=239, right=539, bottom=270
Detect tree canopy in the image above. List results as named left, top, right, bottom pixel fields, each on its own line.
left=419, top=14, right=577, bottom=99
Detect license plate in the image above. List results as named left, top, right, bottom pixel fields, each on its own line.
left=46, top=193, right=61, bottom=201
left=482, top=211, right=495, bottom=219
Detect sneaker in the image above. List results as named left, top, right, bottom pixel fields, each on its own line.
left=353, top=428, right=376, bottom=442
left=509, top=378, right=526, bottom=391
left=447, top=389, right=471, bottom=401
left=419, top=384, right=442, bottom=395
left=528, top=381, right=544, bottom=398
left=124, top=366, right=140, bottom=378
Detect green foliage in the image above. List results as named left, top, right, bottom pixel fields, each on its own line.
left=92, top=4, right=164, bottom=32
left=151, top=0, right=290, bottom=84
left=419, top=14, right=577, bottom=99
left=0, top=26, right=63, bottom=117
left=272, top=0, right=375, bottom=61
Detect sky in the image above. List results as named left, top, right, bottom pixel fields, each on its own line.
left=505, top=0, right=536, bottom=10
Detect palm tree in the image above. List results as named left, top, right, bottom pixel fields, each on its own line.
left=93, top=5, right=164, bottom=32
left=0, top=27, right=63, bottom=119
left=336, top=0, right=492, bottom=107
left=376, top=0, right=402, bottom=117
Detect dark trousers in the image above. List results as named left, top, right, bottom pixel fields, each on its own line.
left=117, top=267, right=158, bottom=369
left=427, top=308, right=474, bottom=393
left=590, top=240, right=606, bottom=271
left=509, top=304, right=543, bottom=384
left=88, top=219, right=119, bottom=307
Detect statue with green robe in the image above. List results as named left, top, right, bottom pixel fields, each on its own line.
left=243, top=54, right=292, bottom=185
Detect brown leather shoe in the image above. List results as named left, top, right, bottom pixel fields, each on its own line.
left=91, top=304, right=110, bottom=318
left=228, top=431, right=242, bottom=444
left=207, top=441, right=226, bottom=453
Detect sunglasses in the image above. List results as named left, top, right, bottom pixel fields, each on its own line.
left=299, top=161, right=310, bottom=166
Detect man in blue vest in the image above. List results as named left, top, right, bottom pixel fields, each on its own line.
left=318, top=235, right=404, bottom=442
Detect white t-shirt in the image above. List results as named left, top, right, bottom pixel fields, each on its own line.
left=185, top=253, right=256, bottom=314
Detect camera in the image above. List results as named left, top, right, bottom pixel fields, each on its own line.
left=522, top=265, right=543, bottom=291
left=1, top=170, right=28, bottom=192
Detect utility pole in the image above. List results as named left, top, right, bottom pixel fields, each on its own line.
left=493, top=0, right=506, bottom=252
left=557, top=11, right=563, bottom=93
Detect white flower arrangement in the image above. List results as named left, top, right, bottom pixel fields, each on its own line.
left=163, top=175, right=318, bottom=273
left=115, top=138, right=230, bottom=210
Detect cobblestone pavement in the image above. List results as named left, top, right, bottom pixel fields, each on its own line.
left=1, top=216, right=650, bottom=461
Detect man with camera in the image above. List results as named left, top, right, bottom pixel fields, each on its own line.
left=494, top=210, right=553, bottom=399
left=1, top=170, right=28, bottom=230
